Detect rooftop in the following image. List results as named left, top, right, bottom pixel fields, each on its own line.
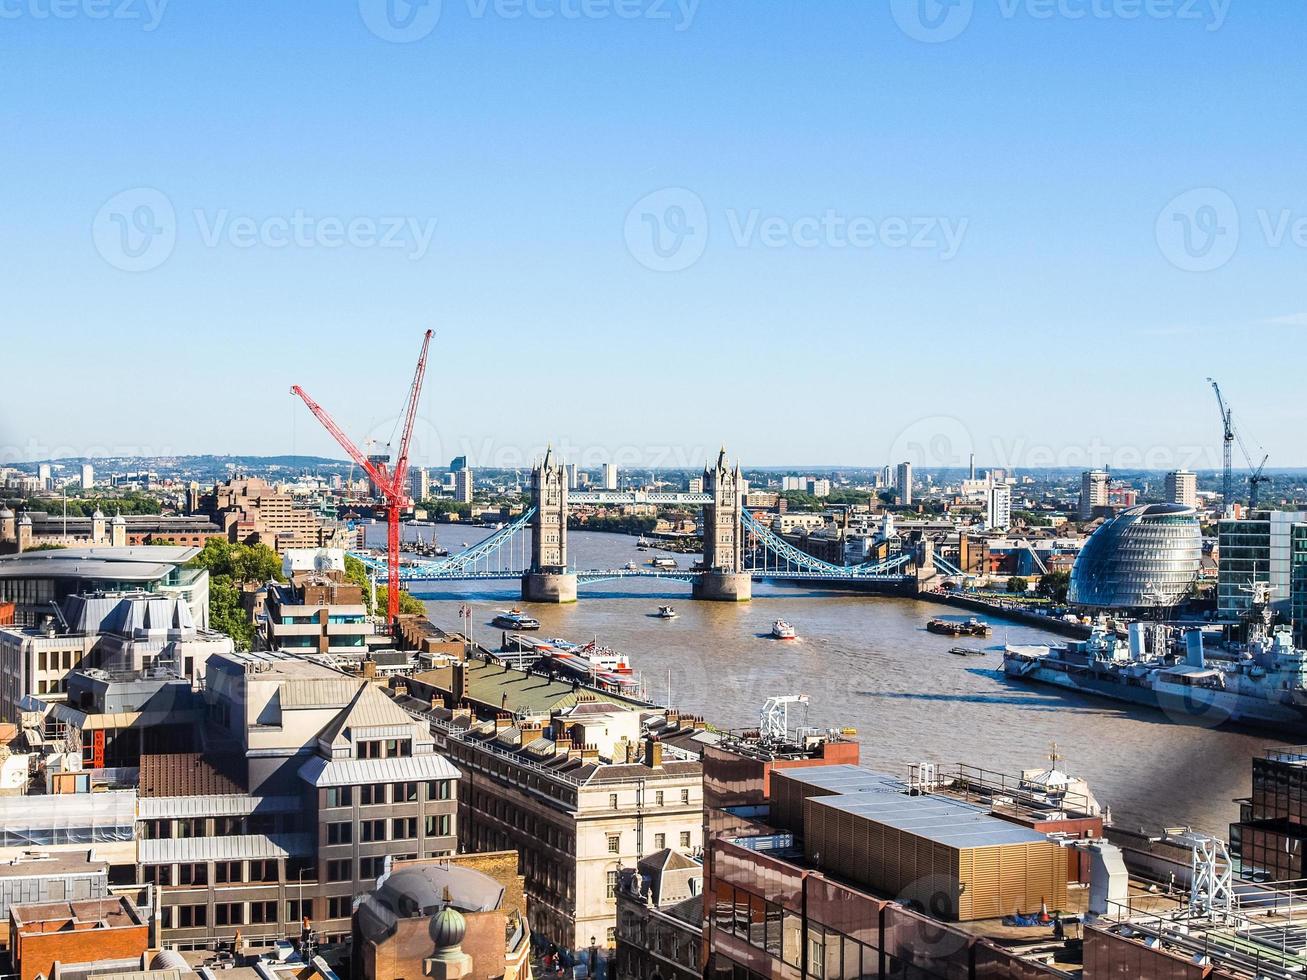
left=10, top=895, right=142, bottom=932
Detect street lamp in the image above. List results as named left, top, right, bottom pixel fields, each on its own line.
left=589, top=935, right=598, bottom=978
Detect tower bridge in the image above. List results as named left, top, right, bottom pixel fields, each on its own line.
left=350, top=447, right=942, bottom=603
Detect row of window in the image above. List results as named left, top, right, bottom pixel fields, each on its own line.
left=606, top=830, right=692, bottom=853
left=145, top=858, right=292, bottom=887
left=327, top=814, right=452, bottom=847
left=607, top=789, right=692, bottom=809
left=324, top=779, right=453, bottom=808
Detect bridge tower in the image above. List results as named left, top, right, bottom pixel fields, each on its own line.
left=522, top=446, right=577, bottom=603
left=693, top=448, right=752, bottom=602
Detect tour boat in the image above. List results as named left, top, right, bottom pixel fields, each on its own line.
left=771, top=620, right=797, bottom=640
left=656, top=606, right=678, bottom=620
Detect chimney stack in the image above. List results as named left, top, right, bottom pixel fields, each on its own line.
left=644, top=736, right=663, bottom=769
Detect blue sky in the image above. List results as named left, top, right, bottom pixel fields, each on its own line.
left=2, top=0, right=1305, bottom=471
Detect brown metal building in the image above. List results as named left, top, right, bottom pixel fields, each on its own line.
left=773, top=766, right=1068, bottom=922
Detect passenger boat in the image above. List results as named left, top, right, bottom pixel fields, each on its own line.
left=656, top=606, right=677, bottom=619
left=950, top=646, right=988, bottom=657
left=492, top=609, right=541, bottom=631
left=771, top=620, right=797, bottom=640
left=649, top=557, right=678, bottom=570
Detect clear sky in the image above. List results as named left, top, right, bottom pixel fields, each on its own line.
left=3, top=0, right=1305, bottom=472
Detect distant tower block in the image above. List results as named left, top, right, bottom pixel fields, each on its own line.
left=693, top=447, right=751, bottom=602
left=523, top=447, right=576, bottom=603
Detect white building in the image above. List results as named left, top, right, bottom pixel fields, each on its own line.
left=37, top=464, right=51, bottom=491
left=895, top=462, right=913, bottom=506
left=602, top=463, right=619, bottom=491
left=454, top=467, right=474, bottom=504
left=79, top=463, right=95, bottom=490
left=1079, top=469, right=1109, bottom=520
left=566, top=463, right=578, bottom=490
left=987, top=483, right=1012, bottom=531
left=408, top=466, right=430, bottom=504
left=1165, top=469, right=1198, bottom=509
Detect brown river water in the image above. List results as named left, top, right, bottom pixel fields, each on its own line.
left=368, top=524, right=1278, bottom=837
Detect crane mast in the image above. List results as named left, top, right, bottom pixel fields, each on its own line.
left=1207, top=378, right=1234, bottom=515
left=292, top=330, right=434, bottom=630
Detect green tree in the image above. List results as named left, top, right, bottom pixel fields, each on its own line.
left=188, top=539, right=283, bottom=651
left=1007, top=576, right=1029, bottom=594
left=1037, top=570, right=1071, bottom=603
left=343, top=554, right=425, bottom=617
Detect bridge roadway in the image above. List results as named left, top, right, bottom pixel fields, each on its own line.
left=386, top=564, right=916, bottom=586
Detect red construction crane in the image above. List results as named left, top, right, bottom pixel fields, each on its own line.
left=291, top=329, right=433, bottom=630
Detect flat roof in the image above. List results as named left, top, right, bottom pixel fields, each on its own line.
left=139, top=832, right=313, bottom=865
left=0, top=851, right=108, bottom=879
left=10, top=895, right=141, bottom=930
left=810, top=791, right=1052, bottom=848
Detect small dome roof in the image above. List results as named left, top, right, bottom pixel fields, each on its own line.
left=18, top=514, right=31, bottom=525
left=431, top=905, right=467, bottom=949
left=112, top=514, right=126, bottom=524
left=0, top=508, right=13, bottom=519
left=92, top=509, right=104, bottom=519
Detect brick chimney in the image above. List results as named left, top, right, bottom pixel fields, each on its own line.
left=644, top=736, right=663, bottom=769
left=495, top=712, right=513, bottom=732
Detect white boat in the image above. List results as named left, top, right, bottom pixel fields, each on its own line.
left=771, top=619, right=797, bottom=640
left=657, top=606, right=677, bottom=620
left=624, top=561, right=639, bottom=571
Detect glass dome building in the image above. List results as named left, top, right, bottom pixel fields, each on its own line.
left=1069, top=503, right=1202, bottom=610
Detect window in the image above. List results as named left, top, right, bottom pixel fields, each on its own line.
left=655, top=790, right=665, bottom=806
left=325, top=786, right=352, bottom=808
left=287, top=899, right=312, bottom=923
left=654, top=833, right=666, bottom=849
left=326, top=859, right=352, bottom=882
left=393, top=781, right=418, bottom=803
left=607, top=870, right=619, bottom=900
left=177, top=904, right=207, bottom=929
left=361, top=819, right=386, bottom=842
left=609, top=793, right=619, bottom=809
left=327, top=822, right=352, bottom=845
left=359, top=856, right=383, bottom=880
left=249, top=901, right=277, bottom=924
left=248, top=859, right=278, bottom=883
left=359, top=784, right=385, bottom=805
left=215, top=861, right=242, bottom=884
left=327, top=896, right=351, bottom=919
left=425, top=814, right=452, bottom=837
left=680, top=789, right=690, bottom=805
left=178, top=863, right=208, bottom=886
left=680, top=831, right=691, bottom=849
left=607, top=833, right=621, bottom=854
left=215, top=903, right=245, bottom=927
left=392, top=817, right=417, bottom=839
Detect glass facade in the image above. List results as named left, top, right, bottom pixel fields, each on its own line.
left=1218, top=511, right=1307, bottom=618
left=1069, top=504, right=1201, bottom=610
left=1292, top=524, right=1307, bottom=649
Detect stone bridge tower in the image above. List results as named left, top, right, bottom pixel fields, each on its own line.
left=693, top=448, right=751, bottom=602
left=522, top=447, right=577, bottom=603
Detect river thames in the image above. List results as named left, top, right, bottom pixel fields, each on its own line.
left=371, top=524, right=1276, bottom=838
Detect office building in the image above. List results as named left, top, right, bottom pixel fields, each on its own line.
left=986, top=483, right=1012, bottom=531
left=1165, top=469, right=1198, bottom=509
left=137, top=651, right=461, bottom=945
left=894, top=462, right=912, bottom=506
left=396, top=667, right=703, bottom=956
left=409, top=466, right=430, bottom=505
left=9, top=896, right=149, bottom=980
left=204, top=477, right=349, bottom=554
left=0, top=545, right=211, bottom=629
left=566, top=462, right=578, bottom=490
left=602, top=462, right=619, bottom=491
left=1218, top=511, right=1307, bottom=618
left=262, top=571, right=377, bottom=658
left=453, top=466, right=473, bottom=505
left=1069, top=503, right=1202, bottom=610
left=78, top=463, right=94, bottom=490
left=1293, top=523, right=1307, bottom=649
left=1079, top=469, right=1109, bottom=520
left=35, top=465, right=50, bottom=491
